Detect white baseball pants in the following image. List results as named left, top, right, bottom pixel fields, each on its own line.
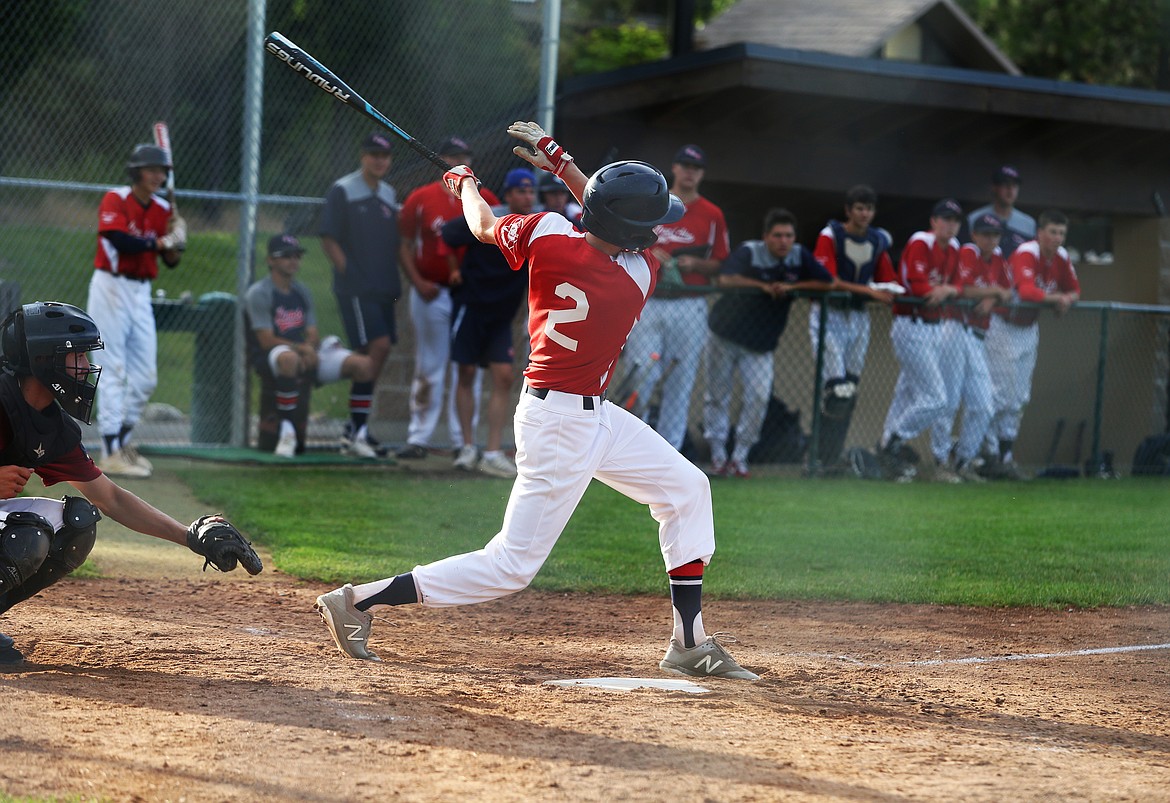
left=412, top=389, right=716, bottom=607
left=86, top=270, right=157, bottom=442
left=701, top=334, right=773, bottom=458
left=809, top=304, right=871, bottom=382
left=930, top=320, right=994, bottom=463
left=985, top=316, right=1039, bottom=444
left=883, top=316, right=947, bottom=441
left=404, top=286, right=467, bottom=448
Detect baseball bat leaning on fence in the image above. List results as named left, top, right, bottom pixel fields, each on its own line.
left=264, top=32, right=450, bottom=172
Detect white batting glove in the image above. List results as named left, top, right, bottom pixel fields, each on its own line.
left=508, top=121, right=574, bottom=177
left=159, top=216, right=188, bottom=252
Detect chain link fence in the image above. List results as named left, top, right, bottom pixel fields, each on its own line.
left=609, top=293, right=1170, bottom=478
left=0, top=0, right=543, bottom=454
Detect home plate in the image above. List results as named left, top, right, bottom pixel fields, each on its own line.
left=543, top=677, right=711, bottom=693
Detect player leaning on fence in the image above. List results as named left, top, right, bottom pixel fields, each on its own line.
left=315, top=121, right=758, bottom=681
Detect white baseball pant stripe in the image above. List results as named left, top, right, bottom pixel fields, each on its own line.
left=86, top=270, right=157, bottom=440
left=930, top=320, right=994, bottom=463
left=985, top=316, right=1039, bottom=444
left=809, top=304, right=871, bottom=382
left=883, top=317, right=947, bottom=441
left=405, top=286, right=468, bottom=448
left=701, top=333, right=772, bottom=457
left=623, top=296, right=707, bottom=450
left=412, top=390, right=716, bottom=606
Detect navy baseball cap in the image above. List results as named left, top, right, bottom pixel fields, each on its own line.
left=268, top=233, right=305, bottom=257
left=673, top=144, right=706, bottom=167
left=972, top=213, right=1005, bottom=234
left=361, top=133, right=393, bottom=153
left=438, top=136, right=473, bottom=157
left=992, top=165, right=1021, bottom=185
left=503, top=168, right=536, bottom=192
left=931, top=198, right=963, bottom=220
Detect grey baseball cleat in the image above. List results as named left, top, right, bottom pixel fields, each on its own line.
left=659, top=633, right=759, bottom=680
left=0, top=631, right=24, bottom=668
left=315, top=584, right=381, bottom=661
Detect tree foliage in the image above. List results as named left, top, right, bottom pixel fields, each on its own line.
left=957, top=0, right=1170, bottom=89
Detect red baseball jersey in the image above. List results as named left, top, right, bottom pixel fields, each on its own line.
left=399, top=180, right=499, bottom=285
left=955, top=242, right=1010, bottom=330
left=494, top=212, right=658, bottom=395
left=894, top=231, right=959, bottom=322
left=1004, top=241, right=1080, bottom=327
left=94, top=186, right=172, bottom=280
left=651, top=196, right=729, bottom=289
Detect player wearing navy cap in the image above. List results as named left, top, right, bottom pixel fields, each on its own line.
left=396, top=136, right=500, bottom=460
left=320, top=133, right=402, bottom=458
left=965, top=165, right=1036, bottom=257
left=315, top=122, right=757, bottom=681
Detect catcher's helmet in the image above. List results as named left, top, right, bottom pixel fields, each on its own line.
left=580, top=161, right=684, bottom=251
left=0, top=302, right=104, bottom=424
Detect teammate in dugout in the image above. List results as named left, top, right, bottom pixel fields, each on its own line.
left=87, top=143, right=186, bottom=480
left=621, top=144, right=730, bottom=454
left=441, top=168, right=534, bottom=478
left=927, top=213, right=1012, bottom=483
left=396, top=136, right=500, bottom=460
left=245, top=234, right=376, bottom=458
left=702, top=208, right=833, bottom=478
left=807, top=185, right=898, bottom=474
left=983, top=209, right=1080, bottom=479
left=0, top=302, right=261, bottom=667
left=315, top=121, right=758, bottom=680
left=320, top=133, right=403, bottom=459
left=878, top=198, right=965, bottom=481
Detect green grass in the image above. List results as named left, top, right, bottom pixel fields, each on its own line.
left=0, top=223, right=351, bottom=419
left=177, top=465, right=1170, bottom=608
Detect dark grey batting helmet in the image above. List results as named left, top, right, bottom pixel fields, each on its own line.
left=127, top=143, right=171, bottom=170
left=580, top=161, right=684, bottom=251
left=0, top=302, right=104, bottom=424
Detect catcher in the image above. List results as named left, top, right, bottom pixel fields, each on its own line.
left=0, top=302, right=262, bottom=668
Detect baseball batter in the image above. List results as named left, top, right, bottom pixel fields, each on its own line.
left=984, top=209, right=1080, bottom=477
left=880, top=199, right=964, bottom=479
left=88, top=142, right=185, bottom=479
left=316, top=122, right=757, bottom=681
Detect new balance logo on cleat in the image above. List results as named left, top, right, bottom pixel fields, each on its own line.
left=659, top=634, right=759, bottom=681
left=344, top=623, right=364, bottom=642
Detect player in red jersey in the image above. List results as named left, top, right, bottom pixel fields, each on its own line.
left=879, top=199, right=964, bottom=480
left=315, top=122, right=758, bottom=681
left=87, top=143, right=184, bottom=480
left=928, top=213, right=1013, bottom=482
left=984, top=209, right=1080, bottom=478
left=621, top=144, right=730, bottom=453
left=397, top=137, right=500, bottom=460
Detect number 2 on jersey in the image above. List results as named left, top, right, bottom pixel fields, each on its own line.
left=545, top=282, right=589, bottom=352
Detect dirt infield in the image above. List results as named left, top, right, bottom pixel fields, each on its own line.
left=2, top=471, right=1169, bottom=801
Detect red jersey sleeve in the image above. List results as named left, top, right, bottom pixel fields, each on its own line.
left=1010, top=250, right=1045, bottom=303
left=813, top=229, right=838, bottom=277
left=97, top=190, right=131, bottom=236
left=874, top=250, right=897, bottom=284
left=898, top=236, right=936, bottom=297
left=36, top=445, right=102, bottom=485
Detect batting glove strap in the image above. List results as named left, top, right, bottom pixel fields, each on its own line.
left=536, top=136, right=574, bottom=177
left=442, top=166, right=478, bottom=197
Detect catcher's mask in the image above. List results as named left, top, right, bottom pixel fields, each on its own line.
left=0, top=302, right=104, bottom=424
left=580, top=161, right=685, bottom=251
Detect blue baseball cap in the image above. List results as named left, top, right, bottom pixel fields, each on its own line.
left=503, top=168, right=536, bottom=192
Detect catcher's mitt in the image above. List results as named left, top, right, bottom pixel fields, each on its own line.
left=186, top=515, right=263, bottom=575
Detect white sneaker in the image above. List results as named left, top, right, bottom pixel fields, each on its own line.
left=453, top=444, right=478, bottom=471
left=659, top=634, right=759, bottom=680
left=120, top=443, right=153, bottom=473
left=275, top=425, right=297, bottom=458
left=340, top=434, right=378, bottom=459
left=478, top=451, right=517, bottom=478
left=101, top=448, right=151, bottom=478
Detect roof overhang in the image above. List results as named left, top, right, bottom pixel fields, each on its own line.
left=558, top=44, right=1170, bottom=217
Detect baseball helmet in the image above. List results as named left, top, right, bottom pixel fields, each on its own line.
left=127, top=144, right=172, bottom=170
left=580, top=161, right=684, bottom=250
left=538, top=172, right=570, bottom=196
left=0, top=302, right=104, bottom=424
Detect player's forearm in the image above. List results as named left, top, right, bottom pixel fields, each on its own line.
left=461, top=183, right=498, bottom=244
left=320, top=237, right=346, bottom=273
left=560, top=162, right=588, bottom=207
